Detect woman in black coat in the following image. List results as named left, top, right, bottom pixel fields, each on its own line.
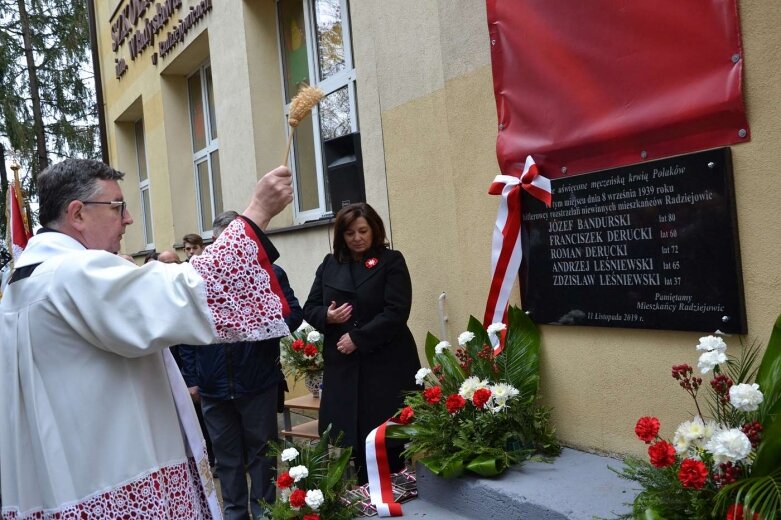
left=303, top=203, right=420, bottom=483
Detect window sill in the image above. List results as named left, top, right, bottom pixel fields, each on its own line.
left=265, top=216, right=335, bottom=235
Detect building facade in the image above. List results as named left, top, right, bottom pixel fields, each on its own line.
left=94, top=0, right=781, bottom=456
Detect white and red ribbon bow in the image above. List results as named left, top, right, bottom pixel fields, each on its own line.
left=366, top=418, right=405, bottom=517
left=483, top=156, right=552, bottom=352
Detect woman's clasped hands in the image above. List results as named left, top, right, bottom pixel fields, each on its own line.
left=326, top=301, right=356, bottom=354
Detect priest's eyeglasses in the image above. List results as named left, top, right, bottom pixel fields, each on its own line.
left=80, top=200, right=127, bottom=218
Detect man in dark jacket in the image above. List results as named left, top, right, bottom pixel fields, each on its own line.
left=180, top=211, right=303, bottom=520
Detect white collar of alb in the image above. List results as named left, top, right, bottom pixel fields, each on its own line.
left=16, top=231, right=86, bottom=268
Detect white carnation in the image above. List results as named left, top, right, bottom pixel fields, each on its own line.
left=280, top=488, right=292, bottom=503
left=434, top=341, right=451, bottom=354
left=696, top=335, right=727, bottom=353
left=673, top=416, right=716, bottom=455
left=289, top=465, right=309, bottom=482
left=486, top=322, right=506, bottom=335
left=458, top=376, right=487, bottom=400
left=307, top=330, right=322, bottom=343
left=698, top=349, right=726, bottom=374
left=457, top=331, right=475, bottom=346
left=729, top=383, right=764, bottom=412
left=705, top=428, right=752, bottom=464
left=414, top=367, right=432, bottom=386
left=672, top=428, right=690, bottom=454
left=488, top=382, right=519, bottom=413
left=305, top=489, right=325, bottom=510
left=280, top=447, right=299, bottom=462
left=703, top=419, right=719, bottom=441
left=490, top=382, right=519, bottom=403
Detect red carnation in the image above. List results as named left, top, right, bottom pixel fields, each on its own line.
left=276, top=472, right=294, bottom=488
left=445, top=394, right=467, bottom=414
left=399, top=406, right=414, bottom=424
left=648, top=440, right=676, bottom=468
left=472, top=388, right=492, bottom=409
left=303, top=515, right=321, bottom=520
left=634, top=416, right=660, bottom=443
left=726, top=504, right=760, bottom=520
left=678, top=458, right=708, bottom=490
left=423, top=386, right=442, bottom=404
left=292, top=338, right=305, bottom=352
left=289, top=488, right=307, bottom=509
left=304, top=343, right=318, bottom=357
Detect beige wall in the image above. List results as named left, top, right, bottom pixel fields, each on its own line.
left=345, top=0, right=781, bottom=457
left=96, top=0, right=781, bottom=455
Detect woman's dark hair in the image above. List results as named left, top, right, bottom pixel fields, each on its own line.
left=332, top=203, right=388, bottom=262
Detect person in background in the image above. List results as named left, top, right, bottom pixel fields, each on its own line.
left=182, top=233, right=204, bottom=260
left=303, top=202, right=421, bottom=484
left=180, top=210, right=303, bottom=520
left=157, top=250, right=181, bottom=264
left=118, top=253, right=135, bottom=263
left=143, top=250, right=159, bottom=263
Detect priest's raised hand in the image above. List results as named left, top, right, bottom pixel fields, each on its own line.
left=243, top=165, right=293, bottom=230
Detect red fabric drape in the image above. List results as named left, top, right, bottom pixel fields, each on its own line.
left=487, top=0, right=749, bottom=179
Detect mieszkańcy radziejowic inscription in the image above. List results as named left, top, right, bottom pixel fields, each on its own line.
left=520, top=148, right=746, bottom=333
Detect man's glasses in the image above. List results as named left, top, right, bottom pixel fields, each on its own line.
left=80, top=200, right=127, bottom=218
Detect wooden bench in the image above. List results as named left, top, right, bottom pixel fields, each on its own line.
left=280, top=394, right=320, bottom=441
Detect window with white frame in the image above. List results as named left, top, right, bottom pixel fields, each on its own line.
left=278, top=0, right=357, bottom=223
left=134, top=119, right=154, bottom=249
left=188, top=63, right=222, bottom=237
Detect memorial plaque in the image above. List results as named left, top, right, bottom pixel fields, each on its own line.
left=521, top=148, right=746, bottom=333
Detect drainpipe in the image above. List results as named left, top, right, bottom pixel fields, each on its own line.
left=87, top=0, right=109, bottom=164
left=437, top=292, right=447, bottom=340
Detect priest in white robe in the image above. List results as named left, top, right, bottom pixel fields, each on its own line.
left=0, top=158, right=294, bottom=519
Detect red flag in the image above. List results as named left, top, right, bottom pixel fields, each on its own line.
left=7, top=181, right=32, bottom=262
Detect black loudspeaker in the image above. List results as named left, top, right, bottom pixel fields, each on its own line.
left=323, top=132, right=365, bottom=211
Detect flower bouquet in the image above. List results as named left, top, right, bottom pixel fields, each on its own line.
left=264, top=425, right=357, bottom=520
left=615, top=314, right=781, bottom=519
left=280, top=326, right=324, bottom=380
left=387, top=306, right=560, bottom=478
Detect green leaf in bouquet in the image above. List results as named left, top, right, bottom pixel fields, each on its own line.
left=465, top=454, right=502, bottom=477
left=316, top=423, right=333, bottom=457
left=749, top=313, right=781, bottom=478
left=421, top=455, right=465, bottom=479
left=497, top=306, right=540, bottom=398
left=324, top=445, right=352, bottom=490
left=435, top=349, right=466, bottom=392
left=714, top=468, right=781, bottom=520
left=384, top=424, right=419, bottom=439
left=424, top=332, right=440, bottom=368
left=751, top=407, right=781, bottom=477
left=726, top=338, right=763, bottom=388
left=643, top=507, right=667, bottom=520
left=757, top=313, right=781, bottom=424
left=466, top=315, right=492, bottom=358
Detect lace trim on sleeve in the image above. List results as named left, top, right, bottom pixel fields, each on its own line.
left=191, top=219, right=289, bottom=342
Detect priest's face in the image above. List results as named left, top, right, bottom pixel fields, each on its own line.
left=80, top=179, right=134, bottom=253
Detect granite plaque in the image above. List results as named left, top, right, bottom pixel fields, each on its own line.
left=520, top=148, right=746, bottom=333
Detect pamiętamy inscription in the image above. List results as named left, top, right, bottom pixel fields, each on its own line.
left=520, top=148, right=746, bottom=333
